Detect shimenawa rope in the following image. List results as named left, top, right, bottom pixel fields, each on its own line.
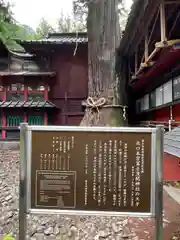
left=86, top=97, right=128, bottom=120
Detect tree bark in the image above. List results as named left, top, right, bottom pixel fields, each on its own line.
left=80, top=0, right=127, bottom=126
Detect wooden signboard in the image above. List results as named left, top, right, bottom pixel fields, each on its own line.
left=21, top=125, right=160, bottom=217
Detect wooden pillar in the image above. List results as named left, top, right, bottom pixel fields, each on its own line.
left=2, top=86, right=6, bottom=101
left=145, top=34, right=149, bottom=62
left=44, top=112, right=48, bottom=125
left=24, top=86, right=28, bottom=101
left=44, top=85, right=48, bottom=125
left=135, top=51, right=138, bottom=74
left=2, top=86, right=6, bottom=139
left=44, top=86, right=48, bottom=101
left=24, top=86, right=28, bottom=123
left=160, top=0, right=167, bottom=42
left=2, top=110, right=6, bottom=140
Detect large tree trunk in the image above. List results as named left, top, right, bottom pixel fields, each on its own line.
left=80, top=0, right=127, bottom=126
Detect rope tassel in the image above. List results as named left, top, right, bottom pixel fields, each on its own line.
left=85, top=97, right=128, bottom=120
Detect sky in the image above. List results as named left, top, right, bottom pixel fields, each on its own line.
left=9, top=0, right=133, bottom=30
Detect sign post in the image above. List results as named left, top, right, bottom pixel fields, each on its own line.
left=19, top=124, right=163, bottom=239
left=155, top=126, right=164, bottom=240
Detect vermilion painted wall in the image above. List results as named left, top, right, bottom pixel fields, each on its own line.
left=155, top=107, right=170, bottom=121
left=154, top=104, right=180, bottom=122
left=172, top=104, right=180, bottom=121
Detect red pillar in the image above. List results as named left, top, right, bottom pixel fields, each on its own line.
left=2, top=86, right=6, bottom=101
left=2, top=110, right=6, bottom=140
left=44, top=85, right=48, bottom=125
left=44, top=87, right=48, bottom=100
left=24, top=86, right=28, bottom=123
left=44, top=112, right=48, bottom=125
left=2, top=87, right=6, bottom=139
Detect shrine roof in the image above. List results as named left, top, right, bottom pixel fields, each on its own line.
left=164, top=127, right=180, bottom=158
left=0, top=100, right=57, bottom=108
left=20, top=32, right=88, bottom=45
left=118, top=0, right=159, bottom=56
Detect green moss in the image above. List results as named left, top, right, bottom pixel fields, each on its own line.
left=110, top=108, right=124, bottom=127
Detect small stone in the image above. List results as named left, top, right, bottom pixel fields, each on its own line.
left=112, top=222, right=123, bottom=233
left=36, top=226, right=45, bottom=233
left=5, top=195, right=12, bottom=201
left=53, top=226, right=60, bottom=235
left=95, top=230, right=111, bottom=239
left=44, top=227, right=53, bottom=236
left=122, top=219, right=128, bottom=226
left=59, top=226, right=68, bottom=235
left=7, top=211, right=14, bottom=218
left=70, top=226, right=77, bottom=232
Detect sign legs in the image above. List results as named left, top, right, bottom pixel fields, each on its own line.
left=155, top=126, right=164, bottom=240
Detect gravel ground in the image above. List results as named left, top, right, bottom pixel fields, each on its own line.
left=0, top=150, right=138, bottom=240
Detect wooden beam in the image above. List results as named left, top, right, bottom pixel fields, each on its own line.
left=131, top=46, right=161, bottom=78
left=160, top=0, right=167, bottom=42
left=165, top=0, right=180, bottom=4
left=135, top=51, right=138, bottom=73
left=145, top=34, right=149, bottom=61
left=141, top=61, right=155, bottom=67
left=122, top=0, right=150, bottom=55
left=128, top=1, right=160, bottom=56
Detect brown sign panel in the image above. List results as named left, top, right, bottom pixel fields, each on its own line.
left=31, top=130, right=152, bottom=213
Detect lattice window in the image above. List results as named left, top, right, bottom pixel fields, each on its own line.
left=7, top=83, right=24, bottom=101
left=156, top=86, right=163, bottom=107
left=8, top=83, right=24, bottom=91
left=163, top=80, right=172, bottom=104
left=173, top=76, right=180, bottom=100
left=28, top=93, right=44, bottom=101
left=150, top=91, right=156, bottom=108
left=7, top=93, right=24, bottom=101
left=7, top=116, right=24, bottom=126
left=28, top=116, right=44, bottom=125
left=143, top=94, right=149, bottom=110
left=28, top=84, right=46, bottom=91
left=37, top=85, right=45, bottom=91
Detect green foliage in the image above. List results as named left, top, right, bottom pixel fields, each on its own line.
left=14, top=24, right=36, bottom=40
left=73, top=0, right=129, bottom=31
left=35, top=13, right=86, bottom=39
left=0, top=0, right=25, bottom=51
left=2, top=233, right=15, bottom=240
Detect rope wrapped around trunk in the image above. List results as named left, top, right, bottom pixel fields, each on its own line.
left=85, top=97, right=128, bottom=120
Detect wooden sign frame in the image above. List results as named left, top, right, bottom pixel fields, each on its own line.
left=19, top=124, right=163, bottom=219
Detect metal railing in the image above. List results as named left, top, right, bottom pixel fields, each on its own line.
left=140, top=120, right=180, bottom=131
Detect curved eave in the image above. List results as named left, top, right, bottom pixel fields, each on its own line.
left=0, top=71, right=56, bottom=77
left=133, top=44, right=180, bottom=89
left=9, top=49, right=34, bottom=59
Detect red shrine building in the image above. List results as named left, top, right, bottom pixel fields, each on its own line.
left=118, top=0, right=180, bottom=125
left=118, top=0, right=180, bottom=181
left=0, top=32, right=88, bottom=140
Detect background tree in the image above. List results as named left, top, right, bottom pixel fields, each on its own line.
left=73, top=0, right=128, bottom=33
left=57, top=11, right=86, bottom=32
left=0, top=0, right=24, bottom=51
left=36, top=18, right=55, bottom=39
left=12, top=24, right=36, bottom=40
left=73, top=0, right=128, bottom=126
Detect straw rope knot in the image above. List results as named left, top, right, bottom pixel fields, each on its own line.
left=86, top=97, right=106, bottom=113
left=86, top=96, right=128, bottom=120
